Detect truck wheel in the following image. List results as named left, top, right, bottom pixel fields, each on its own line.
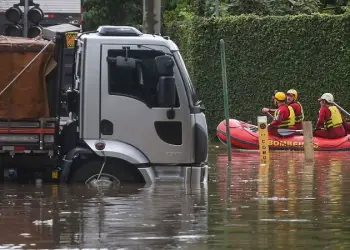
left=70, top=160, right=121, bottom=188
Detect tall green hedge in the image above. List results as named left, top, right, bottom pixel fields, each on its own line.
left=165, top=14, right=350, bottom=136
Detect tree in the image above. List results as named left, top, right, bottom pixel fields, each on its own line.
left=320, top=0, right=349, bottom=14
left=227, top=0, right=322, bottom=16
left=82, top=0, right=142, bottom=30
left=163, top=0, right=196, bottom=23
left=163, top=0, right=348, bottom=21
left=81, top=0, right=349, bottom=32
left=195, top=0, right=206, bottom=16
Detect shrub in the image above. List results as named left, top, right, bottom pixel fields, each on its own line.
left=166, top=14, right=350, bottom=136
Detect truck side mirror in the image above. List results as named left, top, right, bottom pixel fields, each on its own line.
left=157, top=76, right=176, bottom=108
left=66, top=88, right=78, bottom=113
left=116, top=56, right=136, bottom=69
left=155, top=55, right=174, bottom=76
left=114, top=56, right=144, bottom=85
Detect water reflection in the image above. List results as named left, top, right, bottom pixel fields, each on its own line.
left=214, top=147, right=350, bottom=249
left=0, top=182, right=208, bottom=249
left=1, top=145, right=350, bottom=249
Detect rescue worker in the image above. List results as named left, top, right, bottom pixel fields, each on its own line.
left=345, top=120, right=350, bottom=134
left=262, top=91, right=296, bottom=137
left=286, top=89, right=304, bottom=130
left=314, top=93, right=346, bottom=139
left=261, top=90, right=279, bottom=116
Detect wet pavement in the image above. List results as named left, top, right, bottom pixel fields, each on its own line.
left=1, top=143, right=350, bottom=249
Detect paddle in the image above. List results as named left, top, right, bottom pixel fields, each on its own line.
left=277, top=128, right=303, bottom=136
left=332, top=101, right=350, bottom=117
left=260, top=108, right=275, bottom=119
left=266, top=112, right=274, bottom=119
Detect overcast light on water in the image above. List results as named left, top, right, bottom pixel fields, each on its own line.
left=0, top=143, right=349, bottom=249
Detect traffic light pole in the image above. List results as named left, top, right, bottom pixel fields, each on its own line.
left=142, top=0, right=161, bottom=34
left=23, top=0, right=29, bottom=37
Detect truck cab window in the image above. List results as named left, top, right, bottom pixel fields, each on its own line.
left=108, top=49, right=180, bottom=108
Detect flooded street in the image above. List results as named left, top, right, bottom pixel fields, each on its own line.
left=1, top=143, right=350, bottom=249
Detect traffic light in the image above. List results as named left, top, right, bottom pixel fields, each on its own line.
left=27, top=5, right=44, bottom=38
left=4, top=0, right=44, bottom=38
left=5, top=4, right=23, bottom=36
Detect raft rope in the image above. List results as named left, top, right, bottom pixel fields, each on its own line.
left=218, top=125, right=350, bottom=149
left=247, top=128, right=350, bottom=149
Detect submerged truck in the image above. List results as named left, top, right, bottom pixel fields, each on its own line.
left=0, top=24, right=209, bottom=186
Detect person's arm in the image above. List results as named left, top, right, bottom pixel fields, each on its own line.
left=290, top=103, right=300, bottom=114
left=315, top=107, right=326, bottom=129
left=341, top=114, right=348, bottom=129
left=262, top=108, right=276, bottom=113
left=270, top=109, right=285, bottom=126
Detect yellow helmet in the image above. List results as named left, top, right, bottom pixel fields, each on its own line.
left=274, top=92, right=286, bottom=102
left=287, top=89, right=298, bottom=100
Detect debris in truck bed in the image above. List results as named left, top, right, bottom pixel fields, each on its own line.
left=0, top=36, right=56, bottom=119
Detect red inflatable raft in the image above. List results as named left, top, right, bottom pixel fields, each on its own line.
left=217, top=119, right=350, bottom=151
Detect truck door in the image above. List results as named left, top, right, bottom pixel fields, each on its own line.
left=99, top=45, right=193, bottom=164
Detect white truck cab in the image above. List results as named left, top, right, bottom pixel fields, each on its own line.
left=60, top=26, right=209, bottom=186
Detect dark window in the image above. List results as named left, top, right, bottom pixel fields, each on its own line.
left=77, top=52, right=81, bottom=78
left=174, top=51, right=199, bottom=105
left=107, top=49, right=179, bottom=108
left=74, top=50, right=82, bottom=90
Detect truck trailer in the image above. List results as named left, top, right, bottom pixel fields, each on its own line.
left=0, top=24, right=209, bottom=187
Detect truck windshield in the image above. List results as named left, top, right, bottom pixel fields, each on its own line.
left=173, top=51, right=200, bottom=106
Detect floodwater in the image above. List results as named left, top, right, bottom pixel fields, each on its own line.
left=1, top=144, right=350, bottom=249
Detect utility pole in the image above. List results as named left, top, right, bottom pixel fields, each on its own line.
left=23, top=0, right=29, bottom=37
left=143, top=0, right=161, bottom=34
left=215, top=0, right=220, bottom=17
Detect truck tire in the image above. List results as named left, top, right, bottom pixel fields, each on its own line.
left=69, top=159, right=144, bottom=187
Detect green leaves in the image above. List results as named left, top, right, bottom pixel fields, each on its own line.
left=82, top=0, right=142, bottom=30
left=164, top=0, right=328, bottom=21
left=227, top=0, right=321, bottom=15
left=165, top=14, right=350, bottom=135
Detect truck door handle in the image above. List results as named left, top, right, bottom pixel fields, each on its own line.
left=100, top=119, right=113, bottom=135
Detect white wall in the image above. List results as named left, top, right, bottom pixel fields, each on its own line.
left=0, top=0, right=80, bottom=13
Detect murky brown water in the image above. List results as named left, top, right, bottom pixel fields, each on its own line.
left=1, top=143, right=350, bottom=249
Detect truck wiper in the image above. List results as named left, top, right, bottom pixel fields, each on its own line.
left=196, top=100, right=205, bottom=111
left=195, top=100, right=202, bottom=106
